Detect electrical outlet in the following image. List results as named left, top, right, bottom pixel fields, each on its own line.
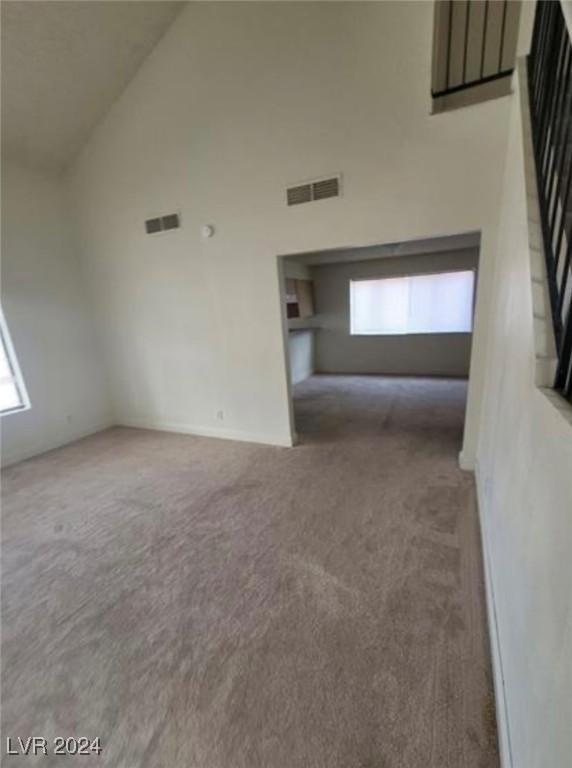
left=216, top=410, right=224, bottom=421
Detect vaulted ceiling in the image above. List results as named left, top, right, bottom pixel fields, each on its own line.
left=1, top=1, right=184, bottom=174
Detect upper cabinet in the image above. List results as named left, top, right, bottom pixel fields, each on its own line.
left=286, top=279, right=315, bottom=319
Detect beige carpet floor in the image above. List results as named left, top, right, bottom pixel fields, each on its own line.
left=1, top=375, right=498, bottom=767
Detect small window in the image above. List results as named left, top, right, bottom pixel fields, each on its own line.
left=350, top=270, right=475, bottom=336
left=0, top=307, right=29, bottom=415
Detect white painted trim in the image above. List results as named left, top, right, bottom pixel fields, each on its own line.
left=475, top=460, right=513, bottom=768
left=2, top=417, right=295, bottom=466
left=119, top=417, right=295, bottom=448
left=458, top=449, right=474, bottom=471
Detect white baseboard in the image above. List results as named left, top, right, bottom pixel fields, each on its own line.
left=119, top=417, right=295, bottom=448
left=1, top=419, right=114, bottom=468
left=475, top=460, right=513, bottom=768
left=458, top=449, right=475, bottom=471
left=1, top=417, right=295, bottom=468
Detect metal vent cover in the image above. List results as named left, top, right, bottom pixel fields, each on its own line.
left=161, top=213, right=180, bottom=231
left=286, top=175, right=341, bottom=206
left=145, top=212, right=181, bottom=235
left=287, top=184, right=312, bottom=206
left=312, top=177, right=339, bottom=200
left=145, top=217, right=162, bottom=234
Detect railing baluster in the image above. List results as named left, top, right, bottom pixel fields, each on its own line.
left=498, top=0, right=508, bottom=71
left=530, top=0, right=543, bottom=68
left=551, top=115, right=572, bottom=279
left=555, top=299, right=572, bottom=391
left=552, top=150, right=572, bottom=278
left=446, top=0, right=453, bottom=91
left=530, top=0, right=544, bottom=91
left=541, top=20, right=566, bottom=180
left=543, top=31, right=568, bottom=231
left=463, top=0, right=471, bottom=85
left=533, top=2, right=550, bottom=105
left=537, top=5, right=557, bottom=144
left=547, top=42, right=572, bottom=243
left=557, top=241, right=572, bottom=317
left=480, top=0, right=489, bottom=79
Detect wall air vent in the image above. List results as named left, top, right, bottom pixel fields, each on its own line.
left=312, top=176, right=339, bottom=200
left=145, top=217, right=162, bottom=234
left=145, top=212, right=181, bottom=235
left=287, top=184, right=312, bottom=206
left=286, top=175, right=341, bottom=206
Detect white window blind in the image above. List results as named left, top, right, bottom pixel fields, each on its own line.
left=0, top=308, right=29, bottom=415
left=350, top=270, right=475, bottom=336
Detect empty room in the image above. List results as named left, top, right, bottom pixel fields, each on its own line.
left=1, top=2, right=571, bottom=768
left=281, top=234, right=479, bottom=447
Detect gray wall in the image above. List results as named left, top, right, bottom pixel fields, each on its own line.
left=312, top=248, right=479, bottom=377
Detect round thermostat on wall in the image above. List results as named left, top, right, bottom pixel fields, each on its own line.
left=201, top=225, right=215, bottom=239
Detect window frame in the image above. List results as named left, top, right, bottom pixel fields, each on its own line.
left=0, top=307, right=30, bottom=416
left=349, top=268, right=476, bottom=337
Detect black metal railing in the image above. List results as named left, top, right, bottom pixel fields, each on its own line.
left=432, top=0, right=515, bottom=99
left=528, top=0, right=572, bottom=402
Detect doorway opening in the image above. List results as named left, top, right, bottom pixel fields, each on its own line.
left=277, top=232, right=481, bottom=451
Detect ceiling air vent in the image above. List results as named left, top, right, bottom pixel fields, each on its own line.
left=286, top=175, right=341, bottom=206
left=145, top=212, right=181, bottom=235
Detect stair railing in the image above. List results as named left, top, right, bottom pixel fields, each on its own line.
left=528, top=0, right=572, bottom=402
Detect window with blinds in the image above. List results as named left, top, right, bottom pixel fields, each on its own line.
left=0, top=307, right=29, bottom=415
left=350, top=271, right=475, bottom=336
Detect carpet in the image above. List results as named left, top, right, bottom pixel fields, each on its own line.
left=1, top=375, right=498, bottom=767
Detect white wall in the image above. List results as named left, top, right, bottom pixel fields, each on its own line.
left=311, top=248, right=478, bottom=377
left=1, top=163, right=112, bottom=466
left=67, top=1, right=512, bottom=462
left=288, top=330, right=314, bottom=386
left=476, top=66, right=572, bottom=768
